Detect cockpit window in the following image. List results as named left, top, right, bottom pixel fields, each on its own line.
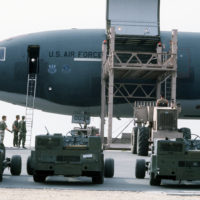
left=0, top=47, right=6, bottom=61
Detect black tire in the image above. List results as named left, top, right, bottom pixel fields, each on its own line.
left=92, top=172, right=104, bottom=184
left=33, top=173, right=46, bottom=183
left=27, top=156, right=34, bottom=175
left=131, top=127, right=138, bottom=154
left=179, top=127, right=191, bottom=140
left=135, top=159, right=146, bottom=179
left=0, top=153, right=4, bottom=181
left=137, top=127, right=149, bottom=156
left=0, top=143, right=5, bottom=160
left=150, top=172, right=161, bottom=186
left=104, top=158, right=114, bottom=178
left=10, top=155, right=22, bottom=176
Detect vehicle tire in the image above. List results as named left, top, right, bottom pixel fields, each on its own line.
left=179, top=127, right=191, bottom=140
left=33, top=173, right=46, bottom=183
left=104, top=158, right=114, bottom=178
left=135, top=159, right=146, bottom=179
left=10, top=155, right=22, bottom=176
left=150, top=172, right=161, bottom=186
left=137, top=127, right=149, bottom=156
left=27, top=156, right=34, bottom=175
left=0, top=153, right=4, bottom=181
left=131, top=127, right=138, bottom=154
left=92, top=172, right=104, bottom=184
left=0, top=161, right=3, bottom=182
left=0, top=143, right=6, bottom=160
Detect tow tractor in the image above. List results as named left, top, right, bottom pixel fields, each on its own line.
left=135, top=135, right=200, bottom=186
left=0, top=143, right=22, bottom=181
left=27, top=114, right=114, bottom=184
left=131, top=102, right=188, bottom=156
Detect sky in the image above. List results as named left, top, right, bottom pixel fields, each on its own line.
left=1, top=0, right=200, bottom=41
left=0, top=0, right=200, bottom=146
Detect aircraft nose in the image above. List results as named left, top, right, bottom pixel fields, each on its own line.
left=0, top=43, right=23, bottom=88
left=0, top=42, right=28, bottom=106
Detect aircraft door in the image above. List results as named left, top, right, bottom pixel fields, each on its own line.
left=27, top=45, right=40, bottom=74
left=107, top=0, right=160, bottom=36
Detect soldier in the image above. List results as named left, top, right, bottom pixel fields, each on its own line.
left=156, top=96, right=168, bottom=107
left=18, top=116, right=27, bottom=148
left=12, top=115, right=20, bottom=147
left=0, top=116, right=12, bottom=144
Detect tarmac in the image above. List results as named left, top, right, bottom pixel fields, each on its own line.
left=0, top=148, right=200, bottom=199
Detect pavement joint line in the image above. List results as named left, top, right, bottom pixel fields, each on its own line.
left=167, top=193, right=200, bottom=196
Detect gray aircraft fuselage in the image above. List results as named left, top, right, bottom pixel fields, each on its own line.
left=0, top=29, right=200, bottom=118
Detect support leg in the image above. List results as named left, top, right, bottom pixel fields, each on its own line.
left=171, top=72, right=177, bottom=103
left=100, top=77, right=106, bottom=145
left=156, top=79, right=161, bottom=99
left=100, top=41, right=107, bottom=145
left=107, top=69, right=114, bottom=147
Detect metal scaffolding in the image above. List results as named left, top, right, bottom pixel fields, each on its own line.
left=101, top=27, right=178, bottom=148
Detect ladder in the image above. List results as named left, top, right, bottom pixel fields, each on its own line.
left=25, top=74, right=37, bottom=148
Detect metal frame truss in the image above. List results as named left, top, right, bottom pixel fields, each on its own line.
left=113, top=83, right=156, bottom=99
left=100, top=27, right=178, bottom=148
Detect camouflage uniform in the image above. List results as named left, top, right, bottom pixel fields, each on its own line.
left=0, top=121, right=7, bottom=144
left=12, top=120, right=19, bottom=147
left=156, top=98, right=168, bottom=107
left=18, top=120, right=27, bottom=148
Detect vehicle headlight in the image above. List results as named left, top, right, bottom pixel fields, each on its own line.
left=82, top=154, right=93, bottom=159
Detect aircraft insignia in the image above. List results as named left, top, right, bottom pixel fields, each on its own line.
left=48, top=64, right=57, bottom=74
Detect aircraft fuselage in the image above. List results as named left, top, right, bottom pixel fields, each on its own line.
left=0, top=29, right=200, bottom=118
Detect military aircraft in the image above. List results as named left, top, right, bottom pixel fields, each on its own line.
left=0, top=29, right=199, bottom=118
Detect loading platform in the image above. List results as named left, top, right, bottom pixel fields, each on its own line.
left=101, top=0, right=178, bottom=148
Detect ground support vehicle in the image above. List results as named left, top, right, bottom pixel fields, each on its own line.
left=131, top=103, right=185, bottom=156
left=135, top=136, right=200, bottom=186
left=27, top=128, right=114, bottom=184
left=0, top=143, right=22, bottom=181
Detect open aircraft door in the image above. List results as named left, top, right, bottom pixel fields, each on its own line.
left=28, top=45, right=40, bottom=74
left=107, top=0, right=160, bottom=37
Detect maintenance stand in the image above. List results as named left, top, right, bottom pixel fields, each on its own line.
left=101, top=0, right=178, bottom=148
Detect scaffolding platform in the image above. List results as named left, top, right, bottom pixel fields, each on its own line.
left=101, top=0, right=178, bottom=147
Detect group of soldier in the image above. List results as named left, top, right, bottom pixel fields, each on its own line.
left=0, top=96, right=168, bottom=148
left=0, top=115, right=27, bottom=148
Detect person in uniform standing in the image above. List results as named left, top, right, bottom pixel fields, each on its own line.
left=18, top=116, right=27, bottom=148
left=156, top=96, right=169, bottom=107
left=12, top=115, right=20, bottom=147
left=0, top=116, right=12, bottom=144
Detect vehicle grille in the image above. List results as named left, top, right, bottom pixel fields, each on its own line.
left=56, top=155, right=80, bottom=163
left=157, top=110, right=177, bottom=130
left=178, top=161, right=200, bottom=167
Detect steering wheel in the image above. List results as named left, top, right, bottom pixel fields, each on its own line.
left=188, top=134, right=200, bottom=149
left=191, top=134, right=200, bottom=141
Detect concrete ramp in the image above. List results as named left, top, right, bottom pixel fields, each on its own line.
left=107, top=0, right=160, bottom=37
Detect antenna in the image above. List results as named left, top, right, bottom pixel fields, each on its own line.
left=45, top=126, right=50, bottom=135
